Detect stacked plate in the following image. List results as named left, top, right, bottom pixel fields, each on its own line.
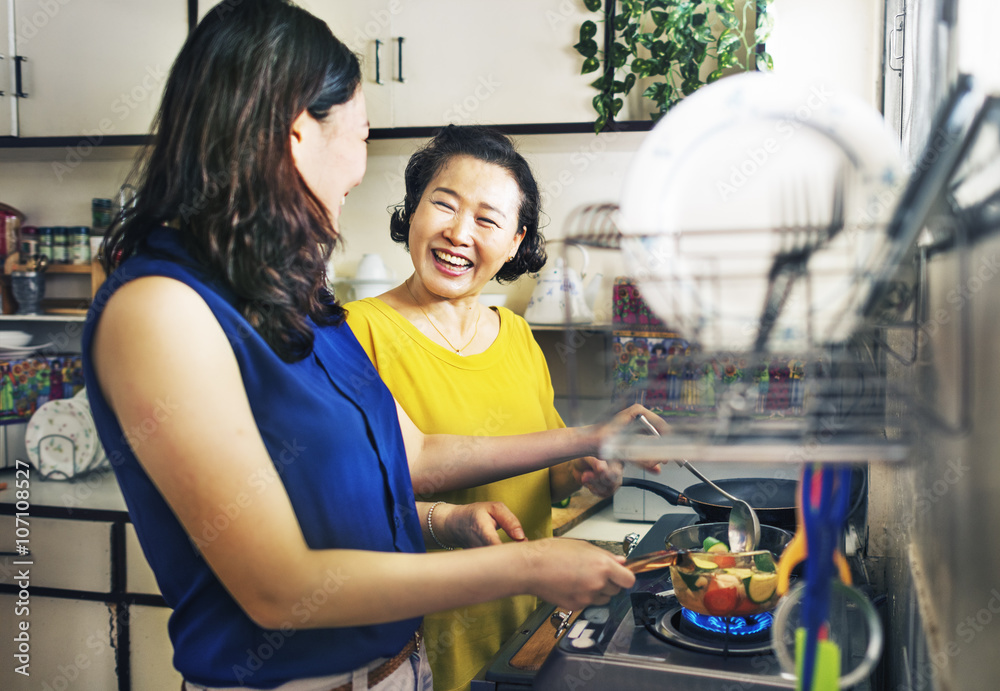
left=0, top=330, right=54, bottom=358
left=25, top=388, right=108, bottom=480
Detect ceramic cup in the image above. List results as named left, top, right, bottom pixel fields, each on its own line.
left=11, top=271, right=45, bottom=315
left=356, top=253, right=391, bottom=281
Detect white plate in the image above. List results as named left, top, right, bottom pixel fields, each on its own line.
left=619, top=72, right=903, bottom=352
left=0, top=342, right=55, bottom=358
left=0, top=330, right=32, bottom=348
left=26, top=398, right=99, bottom=478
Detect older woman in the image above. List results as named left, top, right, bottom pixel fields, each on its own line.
left=345, top=125, right=625, bottom=691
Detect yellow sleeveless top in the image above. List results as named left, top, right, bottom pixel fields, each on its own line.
left=345, top=298, right=563, bottom=691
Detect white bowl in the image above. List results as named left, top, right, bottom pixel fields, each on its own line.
left=1, top=331, right=33, bottom=348
left=478, top=294, right=508, bottom=308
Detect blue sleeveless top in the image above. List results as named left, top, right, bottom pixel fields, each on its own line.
left=81, top=228, right=424, bottom=688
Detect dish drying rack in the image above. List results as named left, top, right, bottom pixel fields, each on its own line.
left=552, top=203, right=914, bottom=465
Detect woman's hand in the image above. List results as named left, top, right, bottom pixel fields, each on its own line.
left=518, top=538, right=635, bottom=611
left=589, top=403, right=669, bottom=473
left=570, top=456, right=623, bottom=498
left=430, top=501, right=526, bottom=549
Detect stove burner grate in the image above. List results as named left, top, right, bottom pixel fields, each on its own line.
left=653, top=606, right=775, bottom=656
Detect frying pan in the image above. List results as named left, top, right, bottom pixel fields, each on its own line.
left=622, top=476, right=799, bottom=531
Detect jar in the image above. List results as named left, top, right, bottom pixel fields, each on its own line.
left=19, top=225, right=38, bottom=260
left=70, top=226, right=91, bottom=264
left=36, top=226, right=54, bottom=262
left=92, top=198, right=113, bottom=232
left=51, top=226, right=69, bottom=264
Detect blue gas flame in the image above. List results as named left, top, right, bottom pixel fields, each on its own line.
left=680, top=608, right=774, bottom=637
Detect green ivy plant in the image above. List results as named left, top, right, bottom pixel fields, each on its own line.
left=575, top=0, right=774, bottom=132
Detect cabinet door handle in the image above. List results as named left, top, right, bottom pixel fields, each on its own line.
left=396, top=36, right=405, bottom=83
left=14, top=56, right=28, bottom=98
left=888, top=11, right=905, bottom=73
left=0, top=54, right=4, bottom=97
left=374, top=39, right=384, bottom=85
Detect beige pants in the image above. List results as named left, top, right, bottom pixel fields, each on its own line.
left=182, top=645, right=433, bottom=691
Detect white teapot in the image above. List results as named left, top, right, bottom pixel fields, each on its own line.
left=523, top=244, right=595, bottom=325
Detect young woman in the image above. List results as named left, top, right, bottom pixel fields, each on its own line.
left=345, top=126, right=625, bottom=691
left=83, top=2, right=662, bottom=689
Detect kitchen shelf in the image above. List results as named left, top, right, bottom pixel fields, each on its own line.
left=0, top=313, right=86, bottom=322
left=603, top=432, right=911, bottom=465
left=0, top=121, right=656, bottom=149
left=529, top=322, right=614, bottom=332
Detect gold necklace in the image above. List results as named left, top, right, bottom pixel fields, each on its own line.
left=405, top=279, right=481, bottom=354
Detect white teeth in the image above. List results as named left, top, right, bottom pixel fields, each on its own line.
left=434, top=250, right=471, bottom=268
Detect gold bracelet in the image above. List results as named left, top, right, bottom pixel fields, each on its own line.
left=426, top=501, right=454, bottom=551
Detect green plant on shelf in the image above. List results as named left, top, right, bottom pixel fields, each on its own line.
left=575, top=0, right=774, bottom=132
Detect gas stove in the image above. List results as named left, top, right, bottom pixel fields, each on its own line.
left=474, top=514, right=875, bottom=691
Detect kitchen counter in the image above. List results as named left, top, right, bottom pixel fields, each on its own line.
left=0, top=466, right=126, bottom=519
left=560, top=504, right=655, bottom=544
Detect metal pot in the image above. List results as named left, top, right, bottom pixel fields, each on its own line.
left=622, top=476, right=799, bottom=530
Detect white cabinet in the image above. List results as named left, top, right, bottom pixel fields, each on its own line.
left=3, top=0, right=188, bottom=137
left=299, top=0, right=598, bottom=128
left=1, top=3, right=12, bottom=136
left=0, top=516, right=112, bottom=591
left=129, top=605, right=182, bottom=691
left=0, top=594, right=119, bottom=690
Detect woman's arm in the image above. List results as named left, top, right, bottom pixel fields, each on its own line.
left=396, top=400, right=661, bottom=495
left=92, top=278, right=633, bottom=630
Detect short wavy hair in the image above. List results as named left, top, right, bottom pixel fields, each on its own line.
left=389, top=125, right=546, bottom=283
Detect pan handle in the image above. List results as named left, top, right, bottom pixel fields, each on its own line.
left=622, top=477, right=687, bottom=507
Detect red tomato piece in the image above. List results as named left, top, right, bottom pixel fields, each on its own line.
left=703, top=582, right=739, bottom=616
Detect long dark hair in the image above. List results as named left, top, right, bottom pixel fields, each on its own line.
left=389, top=125, right=546, bottom=283
left=103, top=0, right=361, bottom=362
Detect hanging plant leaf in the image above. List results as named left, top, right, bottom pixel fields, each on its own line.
left=612, top=97, right=624, bottom=115
left=583, top=0, right=603, bottom=11
left=574, top=38, right=599, bottom=58
left=717, top=28, right=740, bottom=52
left=590, top=73, right=610, bottom=90
left=680, top=77, right=701, bottom=96
left=757, top=51, right=774, bottom=71
left=580, top=20, right=598, bottom=41
left=623, top=73, right=637, bottom=94
left=718, top=11, right=740, bottom=30
left=614, top=13, right=629, bottom=31
left=612, top=41, right=631, bottom=68
left=673, top=2, right=696, bottom=24
left=715, top=0, right=736, bottom=14
left=755, top=14, right=775, bottom=43
left=651, top=10, right=671, bottom=27
left=581, top=55, right=602, bottom=74
left=691, top=23, right=714, bottom=43
left=706, top=68, right=724, bottom=83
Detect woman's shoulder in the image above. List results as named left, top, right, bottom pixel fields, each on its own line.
left=495, top=306, right=537, bottom=341
left=343, top=297, right=397, bottom=330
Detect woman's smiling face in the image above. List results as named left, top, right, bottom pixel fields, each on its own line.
left=407, top=155, right=525, bottom=299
